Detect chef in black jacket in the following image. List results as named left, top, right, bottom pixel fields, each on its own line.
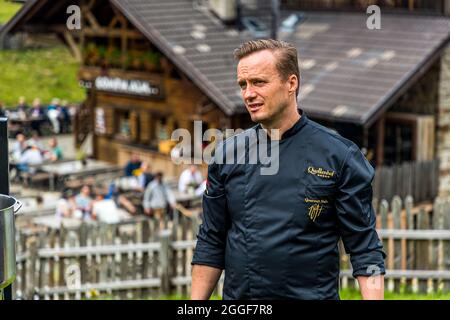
left=191, top=39, right=386, bottom=300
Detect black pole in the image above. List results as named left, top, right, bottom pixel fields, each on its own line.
left=235, top=0, right=243, bottom=31
left=0, top=118, right=9, bottom=195
left=0, top=117, right=13, bottom=300
left=271, top=0, right=280, bottom=40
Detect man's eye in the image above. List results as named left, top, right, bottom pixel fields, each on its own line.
left=239, top=83, right=246, bottom=89
left=254, top=80, right=264, bottom=85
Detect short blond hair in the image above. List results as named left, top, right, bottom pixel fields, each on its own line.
left=234, top=39, right=300, bottom=97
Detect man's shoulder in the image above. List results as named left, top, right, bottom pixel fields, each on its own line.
left=213, top=124, right=259, bottom=152
left=304, top=118, right=357, bottom=154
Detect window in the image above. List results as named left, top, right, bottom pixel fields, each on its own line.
left=115, top=109, right=131, bottom=140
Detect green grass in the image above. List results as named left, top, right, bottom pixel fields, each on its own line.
left=340, top=289, right=450, bottom=300
left=87, top=290, right=450, bottom=300
left=0, top=46, right=86, bottom=106
left=0, top=0, right=22, bottom=24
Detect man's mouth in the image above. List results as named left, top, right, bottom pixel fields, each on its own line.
left=247, top=103, right=263, bottom=112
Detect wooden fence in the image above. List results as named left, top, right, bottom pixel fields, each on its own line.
left=12, top=196, right=450, bottom=299
left=340, top=196, right=450, bottom=293
left=13, top=210, right=206, bottom=300
left=373, top=159, right=440, bottom=204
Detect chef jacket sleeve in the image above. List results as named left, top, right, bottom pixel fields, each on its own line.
left=335, top=144, right=386, bottom=278
left=191, top=161, right=229, bottom=269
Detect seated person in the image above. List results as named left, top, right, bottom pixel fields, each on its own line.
left=124, top=153, right=142, bottom=177
left=92, top=190, right=121, bottom=224
left=136, top=161, right=154, bottom=191
left=74, top=185, right=93, bottom=220
left=178, top=165, right=204, bottom=193
left=44, top=137, right=63, bottom=162
left=11, top=133, right=27, bottom=162
left=195, top=179, right=207, bottom=196
left=58, top=100, right=72, bottom=133
left=28, top=98, right=46, bottom=136
left=16, top=96, right=29, bottom=119
left=55, top=189, right=76, bottom=218
left=27, top=131, right=45, bottom=152
left=105, top=182, right=138, bottom=215
left=18, top=141, right=44, bottom=174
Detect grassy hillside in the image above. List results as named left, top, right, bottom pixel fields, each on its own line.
left=0, top=46, right=86, bottom=106
left=0, top=0, right=22, bottom=24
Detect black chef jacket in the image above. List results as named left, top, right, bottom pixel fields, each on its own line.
left=192, top=110, right=386, bottom=300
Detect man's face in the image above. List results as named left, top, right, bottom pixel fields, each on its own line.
left=81, top=186, right=90, bottom=196
left=237, top=50, right=291, bottom=125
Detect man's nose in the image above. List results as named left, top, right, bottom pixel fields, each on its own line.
left=243, top=86, right=256, bottom=101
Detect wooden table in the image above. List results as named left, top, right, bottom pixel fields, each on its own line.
left=40, top=159, right=121, bottom=191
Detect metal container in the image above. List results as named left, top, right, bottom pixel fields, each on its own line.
left=0, top=194, right=21, bottom=290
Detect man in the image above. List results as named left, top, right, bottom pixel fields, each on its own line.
left=74, top=185, right=93, bottom=220
left=29, top=98, right=46, bottom=136
left=18, top=141, right=44, bottom=175
left=92, top=189, right=122, bottom=224
left=143, top=172, right=176, bottom=229
left=11, top=133, right=27, bottom=161
left=136, top=161, right=154, bottom=191
left=178, top=165, right=204, bottom=194
left=16, top=96, right=29, bottom=119
left=27, top=131, right=45, bottom=152
left=124, top=153, right=142, bottom=177
left=46, top=137, right=63, bottom=162
left=191, top=39, right=386, bottom=300
left=47, top=97, right=61, bottom=134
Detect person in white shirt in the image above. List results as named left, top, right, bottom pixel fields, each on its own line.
left=18, top=142, right=44, bottom=174
left=11, top=133, right=27, bottom=162
left=178, top=165, right=203, bottom=194
left=26, top=131, right=45, bottom=152
left=92, top=191, right=121, bottom=224
left=55, top=189, right=76, bottom=218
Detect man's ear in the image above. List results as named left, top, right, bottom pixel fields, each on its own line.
left=288, top=74, right=299, bottom=96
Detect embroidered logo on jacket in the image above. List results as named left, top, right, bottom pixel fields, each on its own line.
left=307, top=166, right=335, bottom=179
left=308, top=204, right=323, bottom=222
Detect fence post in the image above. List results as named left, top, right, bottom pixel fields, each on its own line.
left=191, top=212, right=201, bottom=240
left=433, top=198, right=444, bottom=292
left=417, top=207, right=430, bottom=293
left=159, top=229, right=172, bottom=297
left=141, top=219, right=150, bottom=298
left=380, top=200, right=388, bottom=230
left=26, top=238, right=38, bottom=299
left=78, top=222, right=88, bottom=284
left=445, top=199, right=450, bottom=292
left=172, top=208, right=180, bottom=241
left=391, top=196, right=403, bottom=292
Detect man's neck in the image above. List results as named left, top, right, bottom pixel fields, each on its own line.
left=261, top=105, right=300, bottom=140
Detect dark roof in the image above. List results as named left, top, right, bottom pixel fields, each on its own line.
left=3, top=0, right=450, bottom=126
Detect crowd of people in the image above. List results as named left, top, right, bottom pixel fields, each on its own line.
left=53, top=153, right=206, bottom=227
left=0, top=96, right=75, bottom=135
left=11, top=132, right=64, bottom=177
left=56, top=185, right=124, bottom=224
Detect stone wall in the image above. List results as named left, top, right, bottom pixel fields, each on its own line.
left=438, top=45, right=450, bottom=197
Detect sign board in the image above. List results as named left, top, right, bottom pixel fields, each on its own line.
left=80, top=76, right=164, bottom=99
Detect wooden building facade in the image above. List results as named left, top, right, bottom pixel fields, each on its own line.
left=2, top=0, right=450, bottom=197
